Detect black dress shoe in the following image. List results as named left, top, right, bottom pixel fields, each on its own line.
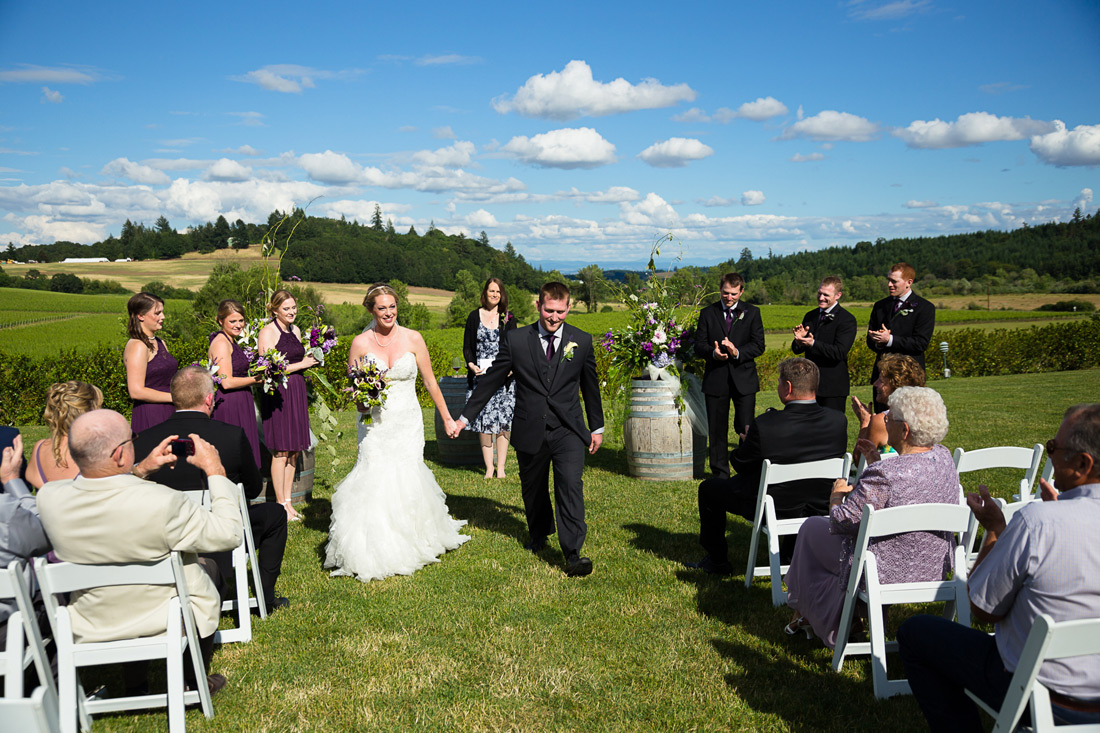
left=683, top=556, right=734, bottom=575
left=565, top=557, right=593, bottom=577
left=266, top=596, right=290, bottom=614
left=524, top=536, right=548, bottom=552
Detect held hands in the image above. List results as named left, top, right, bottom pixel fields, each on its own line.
left=868, top=325, right=891, bottom=345
left=965, top=484, right=1007, bottom=536
left=589, top=433, right=603, bottom=455
left=443, top=417, right=456, bottom=439
left=0, top=434, right=22, bottom=484
left=448, top=419, right=467, bottom=439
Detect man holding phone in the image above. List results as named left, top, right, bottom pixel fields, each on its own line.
left=134, top=365, right=289, bottom=614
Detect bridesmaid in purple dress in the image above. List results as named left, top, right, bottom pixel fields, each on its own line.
left=258, top=290, right=318, bottom=522
left=208, top=299, right=262, bottom=468
left=124, top=292, right=178, bottom=433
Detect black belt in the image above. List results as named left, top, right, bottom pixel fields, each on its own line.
left=1050, top=690, right=1100, bottom=713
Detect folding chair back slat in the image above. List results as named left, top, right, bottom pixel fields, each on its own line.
left=832, top=502, right=973, bottom=699
left=954, top=444, right=1044, bottom=560
left=745, top=454, right=852, bottom=606
left=0, top=686, right=61, bottom=733
left=1, top=560, right=56, bottom=703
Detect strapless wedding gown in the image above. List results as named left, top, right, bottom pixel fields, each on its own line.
left=324, top=352, right=470, bottom=581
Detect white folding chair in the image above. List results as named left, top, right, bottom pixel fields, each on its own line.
left=851, top=450, right=897, bottom=483
left=744, top=454, right=852, bottom=606
left=1015, top=456, right=1057, bottom=502
left=0, top=685, right=61, bottom=733
left=1, top=560, right=56, bottom=703
left=181, top=484, right=267, bottom=644
left=831, top=502, right=973, bottom=699
left=954, top=444, right=1044, bottom=562
left=966, top=613, right=1100, bottom=732
left=35, top=553, right=213, bottom=733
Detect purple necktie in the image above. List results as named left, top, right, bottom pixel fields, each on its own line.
left=818, top=309, right=827, bottom=323
left=725, top=309, right=733, bottom=329
left=544, top=334, right=555, bottom=361
left=892, top=298, right=903, bottom=313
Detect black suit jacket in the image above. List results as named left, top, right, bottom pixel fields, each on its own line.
left=867, top=292, right=936, bottom=378
left=693, top=301, right=766, bottom=396
left=463, top=322, right=603, bottom=455
left=730, top=401, right=848, bottom=517
left=133, top=411, right=263, bottom=499
left=791, top=305, right=858, bottom=398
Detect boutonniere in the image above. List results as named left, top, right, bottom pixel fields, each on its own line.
left=736, top=310, right=745, bottom=322
left=898, top=306, right=915, bottom=317
left=823, top=312, right=835, bottom=322
left=561, top=341, right=578, bottom=362
left=504, top=312, right=513, bottom=323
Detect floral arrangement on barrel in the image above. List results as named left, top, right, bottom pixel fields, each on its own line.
left=601, top=235, right=710, bottom=394
left=346, top=359, right=390, bottom=425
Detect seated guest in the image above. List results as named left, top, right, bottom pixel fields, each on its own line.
left=1, top=425, right=27, bottom=480
left=784, top=386, right=958, bottom=647
left=1, top=432, right=51, bottom=653
left=685, top=358, right=848, bottom=575
left=26, top=381, right=104, bottom=488
left=37, top=409, right=242, bottom=695
left=898, top=403, right=1100, bottom=731
left=849, top=354, right=924, bottom=460
left=134, top=365, right=289, bottom=613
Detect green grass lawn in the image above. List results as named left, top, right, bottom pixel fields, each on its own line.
left=14, top=368, right=1099, bottom=731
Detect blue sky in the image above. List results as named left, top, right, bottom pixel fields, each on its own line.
left=1, top=0, right=1097, bottom=270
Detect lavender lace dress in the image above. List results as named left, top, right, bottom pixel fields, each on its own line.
left=785, top=443, right=959, bottom=648
left=209, top=331, right=261, bottom=467
left=260, top=324, right=310, bottom=452
left=130, top=337, right=178, bottom=433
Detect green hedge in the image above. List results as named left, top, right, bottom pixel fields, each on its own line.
left=3, top=317, right=1097, bottom=426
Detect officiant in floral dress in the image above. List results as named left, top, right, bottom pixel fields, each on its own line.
left=462, top=277, right=518, bottom=479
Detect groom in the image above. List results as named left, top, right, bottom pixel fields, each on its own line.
left=452, top=281, right=604, bottom=577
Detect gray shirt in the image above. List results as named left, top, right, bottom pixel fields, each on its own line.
left=1, top=478, right=51, bottom=626
left=968, top=483, right=1100, bottom=700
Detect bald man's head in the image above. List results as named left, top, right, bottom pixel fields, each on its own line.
left=68, top=409, right=132, bottom=475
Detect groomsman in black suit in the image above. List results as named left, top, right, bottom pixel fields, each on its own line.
left=685, top=358, right=848, bottom=574
left=134, top=365, right=289, bottom=613
left=454, top=282, right=604, bottom=577
left=792, top=276, right=858, bottom=413
left=867, top=262, right=936, bottom=412
left=693, top=272, right=766, bottom=478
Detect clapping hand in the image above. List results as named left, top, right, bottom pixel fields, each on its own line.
left=854, top=438, right=879, bottom=464
left=1038, top=477, right=1059, bottom=502
left=712, top=341, right=729, bottom=361
left=720, top=337, right=739, bottom=359
left=965, top=484, right=1007, bottom=536
left=851, top=395, right=873, bottom=427
left=792, top=324, right=813, bottom=347
left=1, top=434, right=22, bottom=485
left=868, top=325, right=891, bottom=345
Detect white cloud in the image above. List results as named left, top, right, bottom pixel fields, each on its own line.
left=412, top=140, right=476, bottom=168
left=465, top=209, right=498, bottom=227
left=204, top=158, right=253, bottom=182
left=502, top=127, right=616, bottom=169
left=230, top=111, right=265, bottom=127
left=142, top=158, right=210, bottom=171
left=432, top=126, right=455, bottom=139
left=790, top=152, right=826, bottom=162
left=619, top=193, right=680, bottom=227
left=416, top=54, right=481, bottom=66
left=217, top=145, right=263, bottom=156
left=699, top=196, right=737, bottom=207
left=15, top=215, right=106, bottom=244
left=637, top=137, right=714, bottom=168
left=1029, top=122, right=1100, bottom=167
left=561, top=186, right=640, bottom=203
left=741, top=190, right=766, bottom=206
left=232, top=65, right=360, bottom=93
left=780, top=110, right=879, bottom=142
left=894, top=112, right=1055, bottom=149
left=1076, top=188, right=1094, bottom=210
left=672, top=107, right=710, bottom=123
left=0, top=64, right=98, bottom=84
left=41, top=87, right=63, bottom=104
left=733, top=96, right=788, bottom=121
left=846, top=0, right=932, bottom=21
left=100, top=158, right=171, bottom=185
left=298, top=150, right=362, bottom=184
left=905, top=200, right=939, bottom=208
left=492, top=60, right=696, bottom=120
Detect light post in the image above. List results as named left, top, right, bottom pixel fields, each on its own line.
left=939, top=341, right=951, bottom=378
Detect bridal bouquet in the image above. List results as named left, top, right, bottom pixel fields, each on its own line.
left=237, top=317, right=266, bottom=362
left=249, top=348, right=289, bottom=395
left=346, top=360, right=389, bottom=425
left=299, top=304, right=338, bottom=364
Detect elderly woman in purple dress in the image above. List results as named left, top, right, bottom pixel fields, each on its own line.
left=124, top=292, right=178, bottom=432
left=784, top=386, right=959, bottom=647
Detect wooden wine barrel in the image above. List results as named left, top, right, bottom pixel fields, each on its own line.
left=255, top=437, right=314, bottom=506
left=434, top=376, right=482, bottom=465
left=623, top=378, right=706, bottom=481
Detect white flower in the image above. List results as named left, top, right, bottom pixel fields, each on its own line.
left=652, top=329, right=667, bottom=345
left=562, top=341, right=578, bottom=361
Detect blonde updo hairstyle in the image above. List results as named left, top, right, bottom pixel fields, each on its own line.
left=43, top=381, right=104, bottom=467
left=266, top=290, right=295, bottom=318
left=126, top=292, right=164, bottom=349
left=363, top=283, right=398, bottom=312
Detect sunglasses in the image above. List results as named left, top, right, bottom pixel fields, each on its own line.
left=113, top=431, right=137, bottom=455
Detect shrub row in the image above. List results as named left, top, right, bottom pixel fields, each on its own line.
left=3, top=317, right=1097, bottom=426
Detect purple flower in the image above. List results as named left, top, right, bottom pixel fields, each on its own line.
left=288, top=275, right=302, bottom=281
left=642, top=342, right=653, bottom=354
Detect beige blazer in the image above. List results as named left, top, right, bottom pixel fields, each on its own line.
left=37, top=472, right=243, bottom=641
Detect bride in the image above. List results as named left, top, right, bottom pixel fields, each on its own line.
left=324, top=283, right=470, bottom=581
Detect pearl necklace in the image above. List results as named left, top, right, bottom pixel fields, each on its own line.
left=374, top=326, right=396, bottom=347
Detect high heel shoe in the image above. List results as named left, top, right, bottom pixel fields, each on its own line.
left=783, top=616, right=813, bottom=639
left=281, top=501, right=301, bottom=522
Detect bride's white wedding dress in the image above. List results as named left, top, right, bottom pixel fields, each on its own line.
left=324, top=351, right=470, bottom=582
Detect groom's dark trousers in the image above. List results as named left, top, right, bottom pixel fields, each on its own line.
left=462, top=321, right=603, bottom=559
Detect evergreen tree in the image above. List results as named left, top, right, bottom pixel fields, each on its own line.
left=371, top=204, right=384, bottom=231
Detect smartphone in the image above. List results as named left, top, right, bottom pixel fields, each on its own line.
left=170, top=438, right=195, bottom=457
